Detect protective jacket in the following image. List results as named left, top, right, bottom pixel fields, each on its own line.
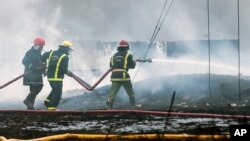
left=22, top=47, right=44, bottom=85
left=43, top=48, right=69, bottom=81
left=110, top=49, right=136, bottom=81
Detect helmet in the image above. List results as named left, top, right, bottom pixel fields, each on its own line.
left=34, top=37, right=45, bottom=46
left=118, top=40, right=129, bottom=48
left=59, top=40, right=73, bottom=50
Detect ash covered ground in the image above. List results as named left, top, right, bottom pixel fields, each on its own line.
left=44, top=73, right=250, bottom=114
left=1, top=73, right=250, bottom=139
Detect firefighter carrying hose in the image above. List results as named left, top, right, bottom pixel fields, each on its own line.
left=22, top=37, right=46, bottom=110
left=42, top=41, right=73, bottom=110
left=107, top=40, right=140, bottom=110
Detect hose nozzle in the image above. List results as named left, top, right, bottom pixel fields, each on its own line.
left=136, top=58, right=152, bottom=63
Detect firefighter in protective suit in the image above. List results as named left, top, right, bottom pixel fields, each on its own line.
left=107, top=40, right=139, bottom=109
left=42, top=41, right=73, bottom=110
left=22, top=37, right=46, bottom=110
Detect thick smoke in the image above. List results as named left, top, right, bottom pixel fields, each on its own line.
left=0, top=0, right=249, bottom=108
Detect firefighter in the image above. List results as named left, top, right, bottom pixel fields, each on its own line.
left=107, top=40, right=139, bottom=109
left=22, top=37, right=46, bottom=110
left=42, top=41, right=73, bottom=110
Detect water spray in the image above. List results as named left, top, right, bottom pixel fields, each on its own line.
left=150, top=58, right=250, bottom=74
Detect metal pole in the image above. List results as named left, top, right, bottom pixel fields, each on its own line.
left=237, top=0, right=241, bottom=101
left=163, top=91, right=176, bottom=131
left=207, top=0, right=212, bottom=98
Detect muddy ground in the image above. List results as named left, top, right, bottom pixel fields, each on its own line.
left=1, top=74, right=250, bottom=140
left=55, top=74, right=250, bottom=114
left=0, top=111, right=248, bottom=140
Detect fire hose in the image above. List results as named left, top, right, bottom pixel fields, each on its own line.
left=0, top=133, right=230, bottom=141
left=0, top=65, right=46, bottom=90
left=0, top=69, right=109, bottom=91
left=71, top=68, right=113, bottom=91
left=0, top=109, right=249, bottom=119
left=0, top=59, right=150, bottom=90
left=0, top=67, right=111, bottom=91
left=0, top=71, right=32, bottom=89
left=71, top=59, right=151, bottom=91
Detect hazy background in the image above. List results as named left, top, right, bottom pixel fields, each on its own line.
left=0, top=0, right=249, bottom=105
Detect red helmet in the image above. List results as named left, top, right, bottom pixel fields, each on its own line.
left=118, top=40, right=129, bottom=48
left=34, top=37, right=45, bottom=46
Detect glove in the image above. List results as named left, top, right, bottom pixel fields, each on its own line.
left=35, top=63, right=47, bottom=70
left=67, top=70, right=73, bottom=77
left=43, top=71, right=47, bottom=77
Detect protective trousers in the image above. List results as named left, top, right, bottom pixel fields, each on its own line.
left=107, top=81, right=136, bottom=109
left=23, top=84, right=43, bottom=110
left=44, top=81, right=63, bottom=110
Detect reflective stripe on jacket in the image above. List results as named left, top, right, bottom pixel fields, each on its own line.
left=110, top=50, right=136, bottom=81
left=45, top=49, right=69, bottom=81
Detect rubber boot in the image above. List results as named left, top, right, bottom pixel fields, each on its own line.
left=129, top=96, right=136, bottom=108
left=44, top=99, right=50, bottom=108
left=23, top=100, right=34, bottom=110
left=129, top=96, right=141, bottom=110
left=106, top=99, right=113, bottom=110
left=23, top=93, right=35, bottom=110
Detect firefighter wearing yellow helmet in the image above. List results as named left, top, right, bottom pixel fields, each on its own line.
left=42, top=40, right=73, bottom=110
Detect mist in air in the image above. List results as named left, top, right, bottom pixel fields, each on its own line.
left=0, top=0, right=250, bottom=105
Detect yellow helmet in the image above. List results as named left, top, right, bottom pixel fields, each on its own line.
left=60, top=40, right=73, bottom=50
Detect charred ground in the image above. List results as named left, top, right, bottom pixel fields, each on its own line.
left=1, top=74, right=250, bottom=140
left=56, top=74, right=250, bottom=114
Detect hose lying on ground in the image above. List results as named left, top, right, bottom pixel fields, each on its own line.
left=0, top=133, right=230, bottom=141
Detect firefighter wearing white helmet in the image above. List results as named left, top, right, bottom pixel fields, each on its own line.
left=106, top=40, right=140, bottom=110
left=42, top=40, right=73, bottom=110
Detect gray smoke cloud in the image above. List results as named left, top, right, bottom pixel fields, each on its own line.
left=0, top=0, right=249, bottom=105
